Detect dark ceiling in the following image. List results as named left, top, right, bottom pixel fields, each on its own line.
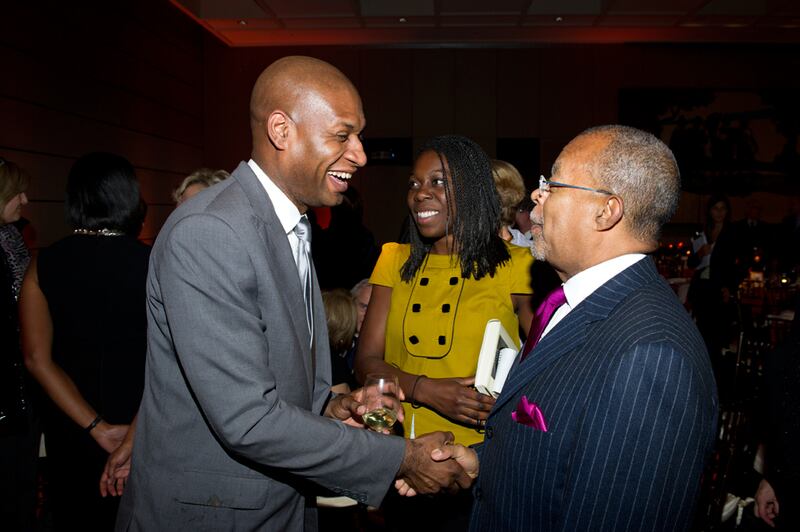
left=171, top=0, right=800, bottom=46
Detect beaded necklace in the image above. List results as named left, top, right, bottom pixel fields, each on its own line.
left=73, top=228, right=125, bottom=237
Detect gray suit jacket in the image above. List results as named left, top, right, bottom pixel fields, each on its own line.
left=116, top=162, right=406, bottom=531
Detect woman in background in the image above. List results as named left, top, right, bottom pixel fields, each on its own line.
left=322, top=288, right=359, bottom=393
left=0, top=158, right=38, bottom=530
left=491, top=159, right=529, bottom=248
left=514, top=195, right=534, bottom=240
left=688, top=193, right=739, bottom=359
left=21, top=152, right=150, bottom=531
left=355, top=135, right=533, bottom=531
left=172, top=167, right=229, bottom=204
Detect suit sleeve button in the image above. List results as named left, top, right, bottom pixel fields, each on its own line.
left=486, top=426, right=494, bottom=439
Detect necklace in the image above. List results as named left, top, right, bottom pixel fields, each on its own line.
left=73, top=228, right=125, bottom=237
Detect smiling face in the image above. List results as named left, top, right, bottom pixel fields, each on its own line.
left=407, top=150, right=455, bottom=253
left=282, top=87, right=367, bottom=212
left=1, top=191, right=28, bottom=224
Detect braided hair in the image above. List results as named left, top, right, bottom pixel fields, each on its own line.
left=400, top=135, right=509, bottom=282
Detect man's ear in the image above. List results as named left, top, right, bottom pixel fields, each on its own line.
left=266, top=110, right=292, bottom=150
left=595, top=195, right=624, bottom=232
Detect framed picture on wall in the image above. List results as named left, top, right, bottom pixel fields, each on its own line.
left=619, top=89, right=800, bottom=195
left=362, top=137, right=412, bottom=166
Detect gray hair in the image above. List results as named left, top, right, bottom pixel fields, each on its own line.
left=581, top=125, right=680, bottom=243
left=173, top=168, right=230, bottom=203
left=350, top=278, right=371, bottom=297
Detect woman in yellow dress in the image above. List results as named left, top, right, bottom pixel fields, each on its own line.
left=355, top=135, right=533, bottom=529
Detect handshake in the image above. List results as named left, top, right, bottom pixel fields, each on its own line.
left=394, top=431, right=479, bottom=497
left=326, top=385, right=481, bottom=497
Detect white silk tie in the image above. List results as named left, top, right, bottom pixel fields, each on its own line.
left=293, top=216, right=314, bottom=343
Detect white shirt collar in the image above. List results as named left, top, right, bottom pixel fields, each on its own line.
left=540, top=253, right=647, bottom=340
left=562, top=253, right=647, bottom=309
left=247, top=159, right=302, bottom=235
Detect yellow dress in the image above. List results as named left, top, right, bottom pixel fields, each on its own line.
left=369, top=241, right=533, bottom=446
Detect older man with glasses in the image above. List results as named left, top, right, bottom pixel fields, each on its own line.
left=420, top=125, right=718, bottom=532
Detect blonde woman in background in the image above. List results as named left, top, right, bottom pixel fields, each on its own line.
left=0, top=157, right=38, bottom=530
left=172, top=167, right=230, bottom=204
left=491, top=159, right=530, bottom=248
left=322, top=288, right=359, bottom=393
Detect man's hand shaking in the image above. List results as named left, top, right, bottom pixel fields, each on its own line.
left=395, top=432, right=478, bottom=496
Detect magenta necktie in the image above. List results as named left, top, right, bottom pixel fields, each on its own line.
left=520, top=286, right=566, bottom=360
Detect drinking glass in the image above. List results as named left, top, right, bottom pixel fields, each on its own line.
left=362, top=373, right=399, bottom=432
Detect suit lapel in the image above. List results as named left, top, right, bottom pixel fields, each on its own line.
left=492, top=257, right=660, bottom=413
left=495, top=308, right=589, bottom=411
left=231, top=162, right=314, bottom=383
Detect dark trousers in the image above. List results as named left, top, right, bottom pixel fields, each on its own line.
left=45, top=426, right=119, bottom=531
left=382, top=487, right=473, bottom=532
left=0, top=420, right=39, bottom=532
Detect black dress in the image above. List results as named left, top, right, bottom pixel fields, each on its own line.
left=688, top=224, right=740, bottom=359
left=0, top=224, right=38, bottom=531
left=37, top=234, right=149, bottom=531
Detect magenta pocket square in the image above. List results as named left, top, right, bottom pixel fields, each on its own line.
left=511, top=395, right=548, bottom=432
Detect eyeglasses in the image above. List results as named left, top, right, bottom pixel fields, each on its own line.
left=538, top=175, right=614, bottom=196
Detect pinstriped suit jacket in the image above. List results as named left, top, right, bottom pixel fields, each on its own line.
left=470, top=257, right=718, bottom=532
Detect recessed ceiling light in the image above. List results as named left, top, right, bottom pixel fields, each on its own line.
left=399, top=17, right=407, bottom=23
left=238, top=20, right=247, bottom=26
left=555, top=16, right=563, bottom=22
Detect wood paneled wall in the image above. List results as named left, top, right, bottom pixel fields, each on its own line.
left=202, top=44, right=800, bottom=245
left=3, top=1, right=799, bottom=248
left=0, top=0, right=205, bottom=246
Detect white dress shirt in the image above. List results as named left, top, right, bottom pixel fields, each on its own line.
left=541, top=254, right=646, bottom=339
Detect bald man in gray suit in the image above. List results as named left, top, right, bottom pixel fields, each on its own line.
left=114, top=56, right=470, bottom=531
